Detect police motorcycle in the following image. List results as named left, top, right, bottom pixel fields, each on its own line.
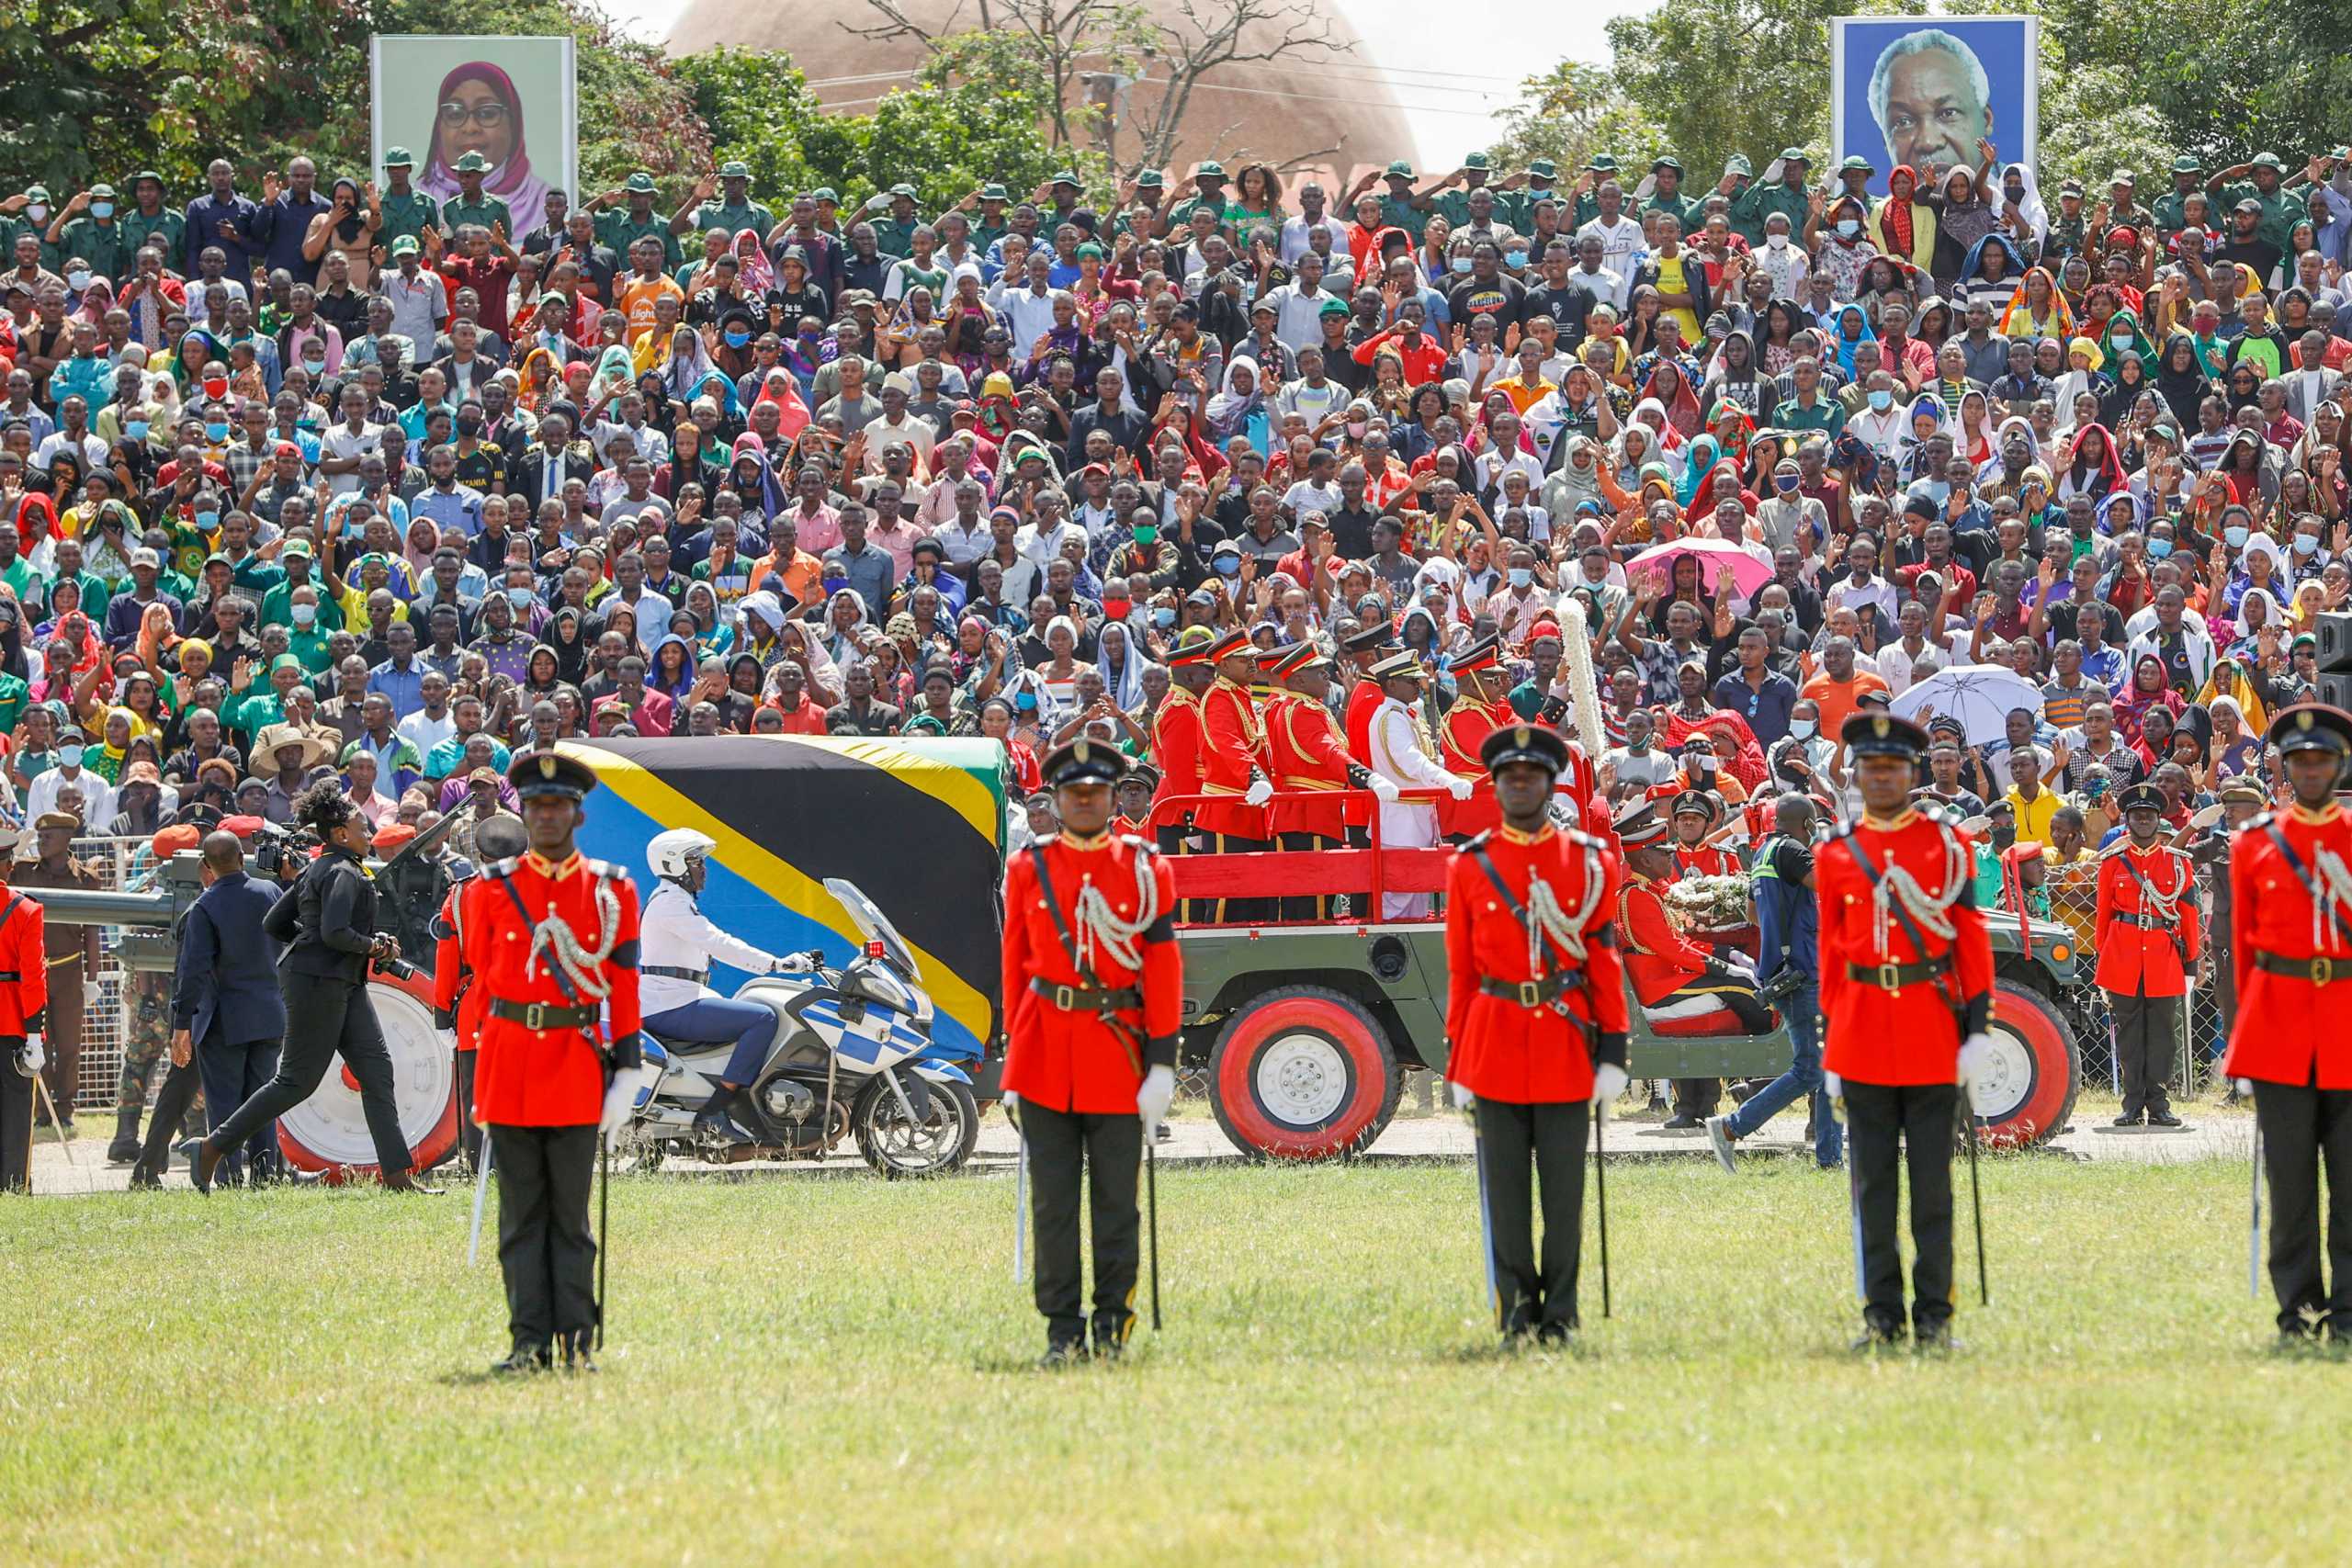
left=615, top=842, right=981, bottom=1178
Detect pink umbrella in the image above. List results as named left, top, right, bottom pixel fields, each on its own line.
left=1622, top=537, right=1775, bottom=600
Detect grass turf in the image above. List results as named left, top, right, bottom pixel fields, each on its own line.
left=4, top=1148, right=2344, bottom=1565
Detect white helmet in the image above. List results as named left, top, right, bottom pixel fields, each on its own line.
left=648, top=828, right=718, bottom=881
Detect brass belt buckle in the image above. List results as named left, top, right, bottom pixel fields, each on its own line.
left=1518, top=980, right=1542, bottom=1008
left=1054, top=983, right=1078, bottom=1010
left=2316, top=957, right=2336, bottom=987
left=524, top=1001, right=547, bottom=1030
left=1878, top=962, right=1902, bottom=995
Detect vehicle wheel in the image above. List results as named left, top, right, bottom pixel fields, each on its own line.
left=277, top=971, right=458, bottom=1180
left=1207, top=986, right=1400, bottom=1161
left=1968, top=978, right=2080, bottom=1150
left=852, top=1074, right=980, bottom=1178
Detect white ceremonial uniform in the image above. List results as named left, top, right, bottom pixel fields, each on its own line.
left=1367, top=695, right=1456, bottom=919
left=639, top=880, right=790, bottom=1015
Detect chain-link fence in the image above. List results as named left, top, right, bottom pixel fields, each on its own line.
left=41, top=836, right=145, bottom=1114
left=2040, top=853, right=2230, bottom=1101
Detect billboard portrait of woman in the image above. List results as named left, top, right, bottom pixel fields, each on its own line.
left=371, top=35, right=577, bottom=239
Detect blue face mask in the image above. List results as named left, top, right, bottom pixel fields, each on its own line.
left=1836, top=220, right=1860, bottom=238
left=2224, top=525, right=2250, bottom=547
left=1507, top=567, right=1532, bottom=588
left=822, top=576, right=848, bottom=594
left=1504, top=250, right=1529, bottom=269
left=2147, top=537, right=2173, bottom=558
left=1151, top=606, right=1176, bottom=629
left=126, top=420, right=149, bottom=440
left=724, top=329, right=751, bottom=347
left=1774, top=473, right=1800, bottom=492
left=1450, top=256, right=1474, bottom=275
left=506, top=586, right=536, bottom=609
left=92, top=201, right=115, bottom=220
left=1868, top=389, right=1893, bottom=411
left=195, top=510, right=220, bottom=530
left=205, top=422, right=230, bottom=442
left=2294, top=534, right=2321, bottom=555
left=1215, top=558, right=1242, bottom=578
left=1013, top=691, right=1038, bottom=711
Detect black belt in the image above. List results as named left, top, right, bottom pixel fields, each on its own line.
left=1480, top=973, right=1577, bottom=1009
left=1029, top=976, right=1140, bottom=1013
left=488, top=998, right=602, bottom=1030
left=2112, top=911, right=2174, bottom=930
left=1846, top=954, right=1953, bottom=990
left=642, top=964, right=708, bottom=984
left=0, top=972, right=18, bottom=983
left=2255, top=951, right=2348, bottom=985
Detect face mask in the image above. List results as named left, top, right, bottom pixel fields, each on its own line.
left=66, top=269, right=91, bottom=291
left=1504, top=250, right=1529, bottom=269
left=205, top=422, right=229, bottom=442
left=24, top=204, right=46, bottom=224
left=2147, top=538, right=2173, bottom=558
left=2294, top=534, right=2321, bottom=556
left=1868, top=389, right=1893, bottom=411
left=1508, top=567, right=1532, bottom=588
left=1132, top=525, right=1159, bottom=546
left=1450, top=256, right=1474, bottom=275
left=126, top=419, right=149, bottom=440
left=2109, top=333, right=2134, bottom=353
left=91, top=201, right=113, bottom=220
left=2224, top=525, right=2250, bottom=547
left=195, top=510, right=220, bottom=530
left=1347, top=421, right=1367, bottom=438
left=1835, top=220, right=1860, bottom=238
left=506, top=586, right=536, bottom=609
left=1766, top=233, right=1789, bottom=250
left=1104, top=599, right=1131, bottom=619
left=724, top=328, right=751, bottom=347
left=1774, top=473, right=1799, bottom=492
left=292, top=603, right=317, bottom=626
left=822, top=576, right=848, bottom=595
left=1013, top=691, right=1038, bottom=711
left=1789, top=719, right=1817, bottom=741
left=1151, top=606, right=1176, bottom=629
left=458, top=416, right=482, bottom=436
left=59, top=744, right=83, bottom=768
left=1215, top=558, right=1241, bottom=579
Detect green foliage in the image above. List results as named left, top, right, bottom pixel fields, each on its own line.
left=1484, top=62, right=1669, bottom=177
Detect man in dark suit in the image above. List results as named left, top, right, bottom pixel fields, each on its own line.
left=169, top=829, right=287, bottom=1186
left=509, top=407, right=596, bottom=511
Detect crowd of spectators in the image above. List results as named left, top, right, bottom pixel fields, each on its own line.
left=0, top=129, right=2345, bottom=863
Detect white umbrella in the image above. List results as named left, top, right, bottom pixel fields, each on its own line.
left=1888, top=663, right=2044, bottom=746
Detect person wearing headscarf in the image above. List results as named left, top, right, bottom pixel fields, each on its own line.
left=1093, top=619, right=1153, bottom=711
left=1996, top=266, right=2075, bottom=344
left=2112, top=652, right=2187, bottom=751
left=1204, top=355, right=1270, bottom=449
left=2056, top=423, right=2128, bottom=503
left=2152, top=331, right=2212, bottom=428
left=1984, top=163, right=2049, bottom=249
left=1829, top=302, right=1876, bottom=379
left=1871, top=164, right=1939, bottom=275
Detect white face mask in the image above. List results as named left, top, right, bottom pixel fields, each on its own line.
left=1789, top=719, right=1817, bottom=741
left=1766, top=233, right=1789, bottom=250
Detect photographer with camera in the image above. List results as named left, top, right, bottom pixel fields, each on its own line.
left=188, top=782, right=434, bottom=1193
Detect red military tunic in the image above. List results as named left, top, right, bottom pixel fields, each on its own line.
left=430, top=886, right=492, bottom=1054
left=1001, top=833, right=1183, bottom=1114
left=459, top=851, right=644, bottom=1127
left=1342, top=673, right=1386, bottom=830
left=0, top=891, right=49, bottom=1036
left=1673, top=843, right=1741, bottom=880
left=1816, top=808, right=1995, bottom=1086
left=1265, top=689, right=1357, bottom=843
left=2222, top=803, right=2352, bottom=1089
left=1436, top=697, right=1506, bottom=840
left=1150, top=687, right=1204, bottom=830
left=1443, top=824, right=1630, bottom=1103
left=2093, top=840, right=2201, bottom=997
left=1616, top=874, right=1713, bottom=1005
left=1192, top=676, right=1267, bottom=840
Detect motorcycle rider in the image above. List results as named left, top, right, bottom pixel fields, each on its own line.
left=641, top=828, right=809, bottom=1145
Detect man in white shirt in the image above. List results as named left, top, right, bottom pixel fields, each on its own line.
left=1872, top=597, right=1951, bottom=696
left=995, top=252, right=1061, bottom=348
left=1278, top=182, right=1351, bottom=265
left=1605, top=708, right=1677, bottom=791
left=24, top=730, right=114, bottom=828
left=395, top=670, right=458, bottom=755
left=1573, top=186, right=1645, bottom=301
left=1265, top=252, right=1339, bottom=353
left=1364, top=652, right=1465, bottom=918
left=320, top=381, right=383, bottom=498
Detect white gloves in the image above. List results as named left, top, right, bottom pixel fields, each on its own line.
left=1450, top=1080, right=1476, bottom=1111
left=2233, top=1077, right=2254, bottom=1096
left=1589, top=1062, right=1628, bottom=1118
left=773, top=952, right=817, bottom=973
left=1823, top=1071, right=1842, bottom=1104
left=436, top=1028, right=458, bottom=1055
left=599, top=1058, right=659, bottom=1136
left=1243, top=776, right=1273, bottom=807
left=1446, top=777, right=1474, bottom=801
left=1368, top=773, right=1400, bottom=803
left=1136, top=1064, right=1176, bottom=1139
left=17, top=1032, right=44, bottom=1076
left=1957, top=1032, right=1996, bottom=1111
left=1001, top=1090, right=1021, bottom=1117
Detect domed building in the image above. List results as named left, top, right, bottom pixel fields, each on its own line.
left=663, top=0, right=1421, bottom=184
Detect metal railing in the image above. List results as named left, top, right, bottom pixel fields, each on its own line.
left=2037, top=856, right=2230, bottom=1100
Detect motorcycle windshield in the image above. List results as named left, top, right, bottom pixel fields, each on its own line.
left=822, top=877, right=922, bottom=982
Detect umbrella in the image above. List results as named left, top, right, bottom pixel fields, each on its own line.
left=1622, top=537, right=1774, bottom=600
left=1889, top=663, right=2044, bottom=746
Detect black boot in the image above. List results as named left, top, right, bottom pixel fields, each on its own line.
left=107, top=1106, right=141, bottom=1165
left=560, top=1331, right=598, bottom=1373
left=692, top=1087, right=757, bottom=1145
left=188, top=1136, right=222, bottom=1195
left=1091, top=1313, right=1133, bottom=1363
left=492, top=1340, right=552, bottom=1375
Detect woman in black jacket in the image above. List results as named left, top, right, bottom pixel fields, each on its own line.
left=188, top=782, right=432, bottom=1192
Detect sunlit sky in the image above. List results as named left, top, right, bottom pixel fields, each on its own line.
left=595, top=0, right=1653, bottom=161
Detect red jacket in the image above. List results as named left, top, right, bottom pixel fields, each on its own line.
left=1191, top=677, right=1267, bottom=840
left=0, top=890, right=48, bottom=1036
left=1816, top=810, right=1995, bottom=1085
left=429, top=886, right=492, bottom=1058
left=1000, top=835, right=1182, bottom=1113
left=1149, top=689, right=1204, bottom=829
left=458, top=852, right=642, bottom=1127
left=1616, top=875, right=1714, bottom=1005
left=1435, top=697, right=1505, bottom=840
left=2093, top=840, right=2201, bottom=997
left=2223, top=805, right=2352, bottom=1088
left=1443, top=826, right=1629, bottom=1102
left=1263, top=691, right=1356, bottom=843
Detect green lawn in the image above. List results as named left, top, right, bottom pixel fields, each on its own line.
left=4, top=1150, right=2344, bottom=1565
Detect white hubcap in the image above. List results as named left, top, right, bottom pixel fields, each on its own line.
left=1973, top=1025, right=2037, bottom=1121
left=1255, top=1032, right=1351, bottom=1127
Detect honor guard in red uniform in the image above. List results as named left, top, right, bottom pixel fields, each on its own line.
left=1113, top=764, right=1159, bottom=840
left=458, top=750, right=644, bottom=1373
left=1001, top=738, right=1183, bottom=1364
left=1444, top=723, right=1630, bottom=1344
left=432, top=815, right=530, bottom=1172
left=1437, top=637, right=1510, bottom=842
left=0, top=839, right=51, bottom=1194
left=2222, top=705, right=2352, bottom=1344
left=1340, top=623, right=1392, bottom=779
left=1816, top=712, right=1996, bottom=1350
left=1154, top=627, right=1216, bottom=917
left=1263, top=643, right=1396, bottom=919
left=2095, top=784, right=2203, bottom=1129
left=1193, top=626, right=1274, bottom=921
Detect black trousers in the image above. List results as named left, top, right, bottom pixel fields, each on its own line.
left=1021, top=1100, right=1142, bottom=1350
left=197, top=1035, right=280, bottom=1181
left=2109, top=988, right=2179, bottom=1120
left=1204, top=832, right=1273, bottom=923
left=209, top=971, right=410, bottom=1174
left=1474, top=1097, right=1590, bottom=1334
left=1277, top=830, right=1348, bottom=920
left=455, top=1050, right=482, bottom=1170
left=0, top=1042, right=30, bottom=1192
left=1844, top=1079, right=1958, bottom=1336
left=490, top=1122, right=600, bottom=1349
left=1663, top=976, right=1774, bottom=1118
left=2254, top=1078, right=2352, bottom=1334
left=132, top=1057, right=202, bottom=1182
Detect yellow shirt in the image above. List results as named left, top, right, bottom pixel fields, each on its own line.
left=1654, top=254, right=1702, bottom=345
left=2005, top=784, right=2061, bottom=845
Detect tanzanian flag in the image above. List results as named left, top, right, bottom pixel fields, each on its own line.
left=563, top=736, right=1009, bottom=1058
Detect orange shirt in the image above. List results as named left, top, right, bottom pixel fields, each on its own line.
left=618, top=274, right=684, bottom=344
left=1798, top=669, right=1890, bottom=739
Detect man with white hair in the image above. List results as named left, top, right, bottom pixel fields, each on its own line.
left=1869, top=28, right=1995, bottom=181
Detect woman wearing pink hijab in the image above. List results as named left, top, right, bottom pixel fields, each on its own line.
left=420, top=60, right=556, bottom=236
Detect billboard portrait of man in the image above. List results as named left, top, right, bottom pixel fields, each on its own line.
left=1833, top=17, right=2038, bottom=198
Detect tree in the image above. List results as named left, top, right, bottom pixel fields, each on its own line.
left=1484, top=62, right=1668, bottom=179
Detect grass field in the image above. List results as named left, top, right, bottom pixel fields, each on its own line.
left=5, top=1145, right=2346, bottom=1565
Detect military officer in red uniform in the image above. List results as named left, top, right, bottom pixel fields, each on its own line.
left=1001, top=738, right=1183, bottom=1364
left=1193, top=626, right=1274, bottom=922
left=2096, top=783, right=2203, bottom=1129
left=458, top=750, right=644, bottom=1373
left=1444, top=722, right=1630, bottom=1345
left=1340, top=623, right=1392, bottom=774
left=0, top=835, right=51, bottom=1193
left=1816, top=712, right=1996, bottom=1350
left=1263, top=643, right=1396, bottom=919
left=1113, top=763, right=1159, bottom=840
left=1153, top=627, right=1215, bottom=917
left=1437, top=637, right=1510, bottom=843
left=2222, top=704, right=2352, bottom=1345
left=432, top=815, right=529, bottom=1172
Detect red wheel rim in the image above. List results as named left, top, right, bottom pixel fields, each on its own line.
left=1980, top=987, right=2073, bottom=1149
left=1214, top=994, right=1386, bottom=1160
